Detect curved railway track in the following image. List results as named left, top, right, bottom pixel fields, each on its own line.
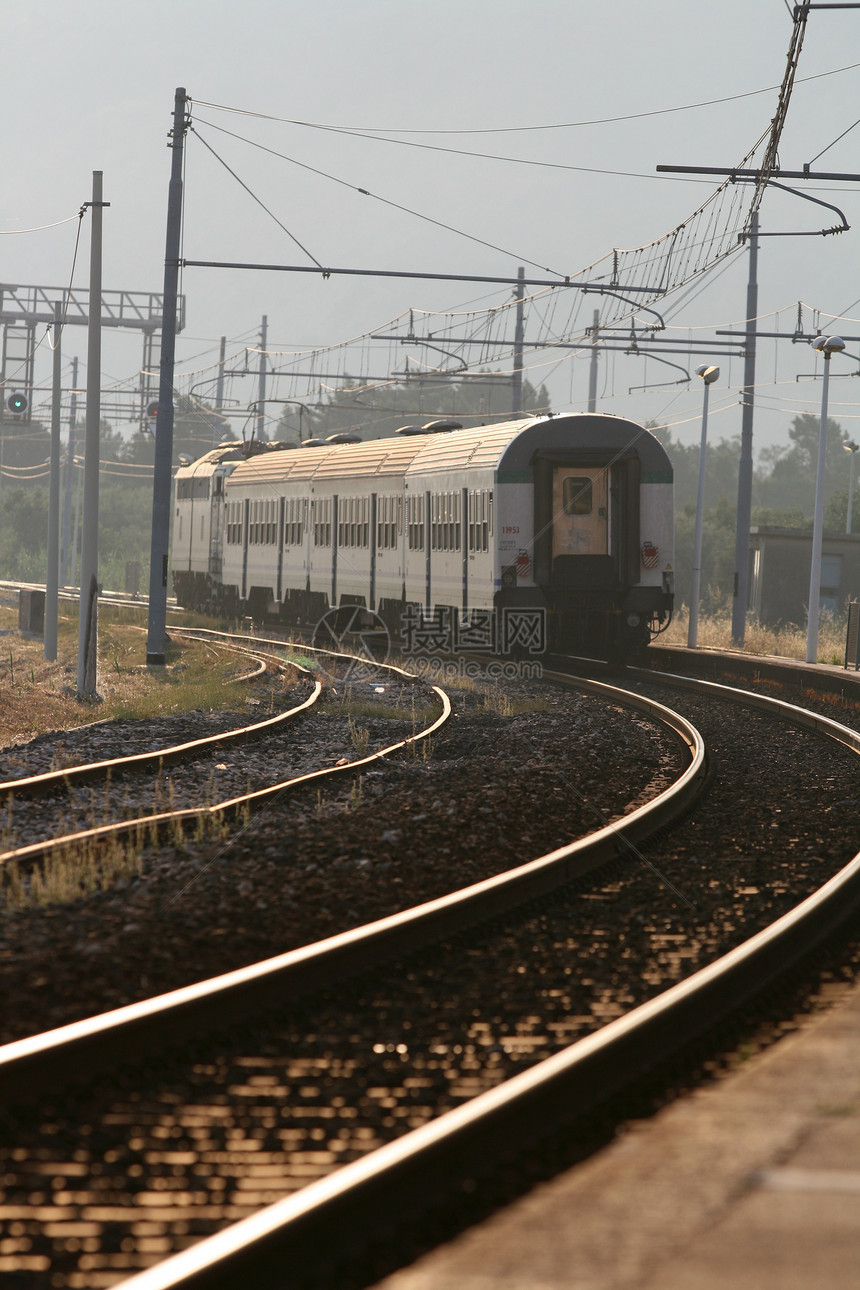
left=0, top=656, right=858, bottom=1288
left=0, top=633, right=448, bottom=880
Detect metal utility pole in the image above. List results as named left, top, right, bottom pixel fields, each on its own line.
left=77, top=172, right=107, bottom=697
left=587, top=310, right=600, bottom=412
left=732, top=212, right=758, bottom=646
left=60, top=356, right=79, bottom=588
left=689, top=365, right=720, bottom=648
left=215, top=335, right=226, bottom=444
left=147, top=87, right=188, bottom=667
left=657, top=153, right=860, bottom=647
left=255, top=315, right=268, bottom=443
left=807, top=334, right=846, bottom=662
left=512, top=268, right=525, bottom=415
left=45, top=302, right=62, bottom=661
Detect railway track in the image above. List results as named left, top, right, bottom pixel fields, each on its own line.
left=0, top=632, right=447, bottom=885
left=0, top=657, right=857, bottom=1288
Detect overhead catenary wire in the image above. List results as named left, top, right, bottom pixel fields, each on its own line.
left=189, top=117, right=568, bottom=278
left=189, top=126, right=325, bottom=271
left=189, top=60, right=860, bottom=137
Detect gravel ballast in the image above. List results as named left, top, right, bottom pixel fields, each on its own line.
left=0, top=671, right=686, bottom=1044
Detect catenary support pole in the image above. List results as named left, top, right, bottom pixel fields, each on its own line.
left=76, top=172, right=105, bottom=697
left=60, top=357, right=78, bottom=588
left=806, top=336, right=845, bottom=662
left=512, top=267, right=525, bottom=416
left=256, top=315, right=268, bottom=443
left=45, top=302, right=62, bottom=661
left=587, top=310, right=599, bottom=412
left=731, top=212, right=758, bottom=646
left=215, top=335, right=226, bottom=444
left=147, top=87, right=187, bottom=666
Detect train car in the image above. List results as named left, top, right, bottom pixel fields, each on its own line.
left=172, top=441, right=267, bottom=617
left=172, top=414, right=674, bottom=657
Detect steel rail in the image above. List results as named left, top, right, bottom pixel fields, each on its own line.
left=103, top=671, right=860, bottom=1290
left=0, top=647, right=316, bottom=800
left=629, top=664, right=860, bottom=756
left=114, top=849, right=860, bottom=1290
left=0, top=681, right=702, bottom=1108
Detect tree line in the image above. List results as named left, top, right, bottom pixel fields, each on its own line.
left=0, top=385, right=854, bottom=614
left=652, top=414, right=857, bottom=613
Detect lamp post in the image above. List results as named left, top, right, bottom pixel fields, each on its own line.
left=844, top=438, right=859, bottom=535
left=806, top=335, right=846, bottom=663
left=688, top=364, right=720, bottom=649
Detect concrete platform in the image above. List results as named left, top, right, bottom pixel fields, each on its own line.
left=374, top=977, right=860, bottom=1290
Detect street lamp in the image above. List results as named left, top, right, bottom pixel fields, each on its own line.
left=806, top=335, right=846, bottom=663
left=843, top=438, right=859, bottom=535
left=688, top=364, right=720, bottom=649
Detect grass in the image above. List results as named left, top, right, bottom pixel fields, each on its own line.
left=663, top=602, right=849, bottom=666
left=316, top=693, right=439, bottom=724
left=0, top=808, right=234, bottom=912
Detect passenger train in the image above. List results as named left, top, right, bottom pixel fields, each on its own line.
left=171, top=413, right=674, bottom=658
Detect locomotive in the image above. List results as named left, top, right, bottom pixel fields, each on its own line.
left=171, top=413, right=674, bottom=658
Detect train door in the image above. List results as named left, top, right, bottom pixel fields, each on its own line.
left=551, top=467, right=608, bottom=562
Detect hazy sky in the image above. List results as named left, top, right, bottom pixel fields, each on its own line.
left=4, top=0, right=860, bottom=454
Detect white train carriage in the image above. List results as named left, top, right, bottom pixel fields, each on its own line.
left=173, top=414, right=674, bottom=657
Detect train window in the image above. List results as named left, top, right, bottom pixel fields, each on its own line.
left=377, top=495, right=398, bottom=550
left=407, top=495, right=424, bottom=550
left=469, top=490, right=483, bottom=553
left=285, top=498, right=303, bottom=546
left=228, top=500, right=243, bottom=546
left=563, top=477, right=593, bottom=516
left=314, top=498, right=332, bottom=547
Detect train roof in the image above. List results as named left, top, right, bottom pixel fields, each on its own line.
left=223, top=414, right=671, bottom=488
left=174, top=443, right=248, bottom=475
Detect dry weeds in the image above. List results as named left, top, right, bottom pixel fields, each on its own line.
left=662, top=604, right=848, bottom=666
left=0, top=600, right=249, bottom=750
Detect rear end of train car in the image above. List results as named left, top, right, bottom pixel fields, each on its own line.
left=493, top=414, right=674, bottom=657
